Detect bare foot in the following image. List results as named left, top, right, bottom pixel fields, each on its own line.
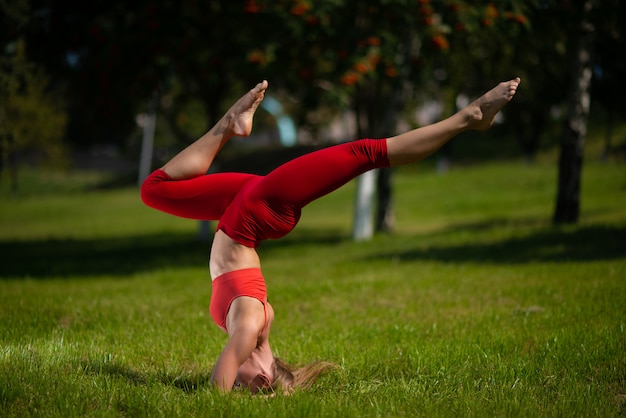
left=464, top=77, right=521, bottom=130
left=226, top=80, right=268, bottom=137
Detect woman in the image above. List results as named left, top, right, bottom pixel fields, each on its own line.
left=141, top=77, right=521, bottom=393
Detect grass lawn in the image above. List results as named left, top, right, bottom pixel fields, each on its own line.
left=0, top=156, right=625, bottom=417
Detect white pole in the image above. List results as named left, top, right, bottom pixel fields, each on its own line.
left=352, top=169, right=377, bottom=241
left=137, top=94, right=157, bottom=186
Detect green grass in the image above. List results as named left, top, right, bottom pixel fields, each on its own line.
left=1, top=159, right=625, bottom=417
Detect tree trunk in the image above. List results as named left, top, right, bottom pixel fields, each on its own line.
left=137, top=92, right=158, bottom=186
left=553, top=0, right=595, bottom=225
left=375, top=167, right=394, bottom=232
left=351, top=85, right=374, bottom=241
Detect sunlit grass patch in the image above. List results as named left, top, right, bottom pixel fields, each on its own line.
left=1, top=160, right=624, bottom=416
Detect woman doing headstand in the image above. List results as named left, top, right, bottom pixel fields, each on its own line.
left=141, top=77, right=521, bottom=394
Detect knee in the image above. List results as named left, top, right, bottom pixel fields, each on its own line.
left=140, top=169, right=169, bottom=209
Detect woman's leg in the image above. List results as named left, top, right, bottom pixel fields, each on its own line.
left=140, top=81, right=268, bottom=220
left=250, top=139, right=389, bottom=208
left=249, top=78, right=520, bottom=209
left=141, top=171, right=258, bottom=220
left=386, top=77, right=520, bottom=166
left=161, top=80, right=268, bottom=180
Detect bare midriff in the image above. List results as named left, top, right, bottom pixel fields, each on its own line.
left=209, top=229, right=261, bottom=279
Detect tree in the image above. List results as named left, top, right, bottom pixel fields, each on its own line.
left=262, top=1, right=531, bottom=237
left=553, top=0, right=595, bottom=224
left=26, top=0, right=619, bottom=231
left=1, top=2, right=67, bottom=193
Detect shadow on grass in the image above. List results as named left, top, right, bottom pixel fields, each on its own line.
left=0, top=231, right=343, bottom=280
left=0, top=234, right=208, bottom=279
left=81, top=357, right=213, bottom=393
left=370, top=222, right=626, bottom=264
left=1, top=223, right=623, bottom=280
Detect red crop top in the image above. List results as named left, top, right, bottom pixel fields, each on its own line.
left=210, top=268, right=268, bottom=334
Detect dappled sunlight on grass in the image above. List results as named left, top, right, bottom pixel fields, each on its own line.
left=1, top=161, right=624, bottom=416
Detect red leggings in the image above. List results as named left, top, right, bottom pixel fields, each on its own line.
left=141, top=138, right=389, bottom=247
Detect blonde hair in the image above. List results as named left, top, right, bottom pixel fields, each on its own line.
left=271, top=357, right=336, bottom=394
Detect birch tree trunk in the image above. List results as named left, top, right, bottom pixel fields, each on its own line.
left=553, top=0, right=595, bottom=224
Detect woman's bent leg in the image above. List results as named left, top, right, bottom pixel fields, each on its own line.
left=141, top=170, right=258, bottom=220
left=140, top=81, right=268, bottom=219
left=161, top=81, right=268, bottom=180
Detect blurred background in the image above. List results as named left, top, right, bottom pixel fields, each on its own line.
left=1, top=0, right=624, bottom=231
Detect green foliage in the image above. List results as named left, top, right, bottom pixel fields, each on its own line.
left=8, top=0, right=623, bottom=156
left=0, top=38, right=68, bottom=192
left=0, top=158, right=624, bottom=416
left=18, top=1, right=536, bottom=146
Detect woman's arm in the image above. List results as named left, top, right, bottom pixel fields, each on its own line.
left=210, top=297, right=266, bottom=392
left=211, top=326, right=258, bottom=392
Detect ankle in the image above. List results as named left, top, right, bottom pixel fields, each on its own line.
left=460, top=102, right=492, bottom=131
left=211, top=117, right=235, bottom=140
left=453, top=106, right=481, bottom=131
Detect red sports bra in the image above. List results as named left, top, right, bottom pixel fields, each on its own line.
left=210, top=268, right=268, bottom=334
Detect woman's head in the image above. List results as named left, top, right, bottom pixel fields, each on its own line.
left=234, top=350, right=275, bottom=393
left=233, top=357, right=335, bottom=394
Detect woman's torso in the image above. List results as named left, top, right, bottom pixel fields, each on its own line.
left=210, top=229, right=261, bottom=279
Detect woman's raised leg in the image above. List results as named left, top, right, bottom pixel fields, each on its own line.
left=161, top=80, right=268, bottom=180
left=386, top=77, right=520, bottom=166
left=140, top=81, right=268, bottom=220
